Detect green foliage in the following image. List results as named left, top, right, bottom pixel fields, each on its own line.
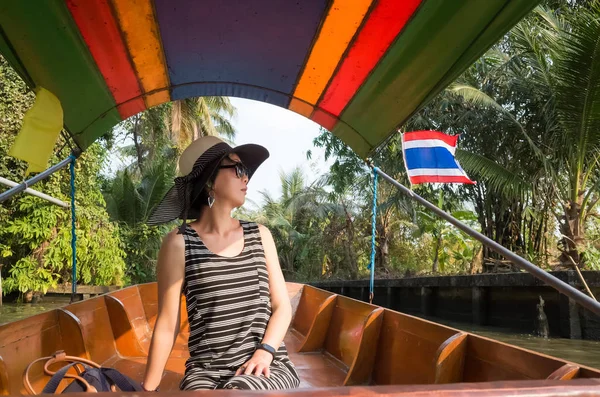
left=446, top=3, right=600, bottom=267
left=104, top=158, right=176, bottom=284
left=118, top=223, right=169, bottom=283
left=0, top=55, right=125, bottom=296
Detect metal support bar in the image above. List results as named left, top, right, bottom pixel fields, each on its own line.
left=0, top=152, right=79, bottom=203
left=0, top=176, right=69, bottom=208
left=369, top=164, right=600, bottom=317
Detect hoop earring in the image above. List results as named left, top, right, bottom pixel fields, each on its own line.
left=208, top=191, right=215, bottom=208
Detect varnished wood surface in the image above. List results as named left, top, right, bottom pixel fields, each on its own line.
left=0, top=355, right=9, bottom=395
left=22, top=379, right=600, bottom=396
left=462, top=333, right=567, bottom=382
left=324, top=296, right=379, bottom=369
left=104, top=295, right=147, bottom=357
left=0, top=282, right=599, bottom=396
left=292, top=286, right=334, bottom=337
left=372, top=310, right=459, bottom=385
left=344, top=307, right=384, bottom=386
left=295, top=289, right=336, bottom=352
left=547, top=364, right=580, bottom=380
left=434, top=333, right=467, bottom=384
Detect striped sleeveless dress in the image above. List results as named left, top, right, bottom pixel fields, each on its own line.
left=179, top=220, right=300, bottom=390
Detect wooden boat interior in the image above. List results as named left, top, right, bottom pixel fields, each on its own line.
left=0, top=283, right=599, bottom=395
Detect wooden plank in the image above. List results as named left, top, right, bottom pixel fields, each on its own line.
left=33, top=379, right=600, bottom=396
left=298, top=294, right=337, bottom=352
left=434, top=333, right=467, bottom=384
left=64, top=297, right=117, bottom=364
left=547, top=364, right=580, bottom=380
left=0, top=311, right=64, bottom=394
left=137, top=283, right=159, bottom=330
left=0, top=355, right=9, bottom=395
left=324, top=296, right=379, bottom=369
left=104, top=295, right=147, bottom=357
left=125, top=283, right=189, bottom=357
left=344, top=307, right=384, bottom=386
left=56, top=309, right=89, bottom=359
left=463, top=334, right=566, bottom=382
left=109, top=286, right=152, bottom=352
left=293, top=286, right=335, bottom=337
left=372, top=310, right=458, bottom=385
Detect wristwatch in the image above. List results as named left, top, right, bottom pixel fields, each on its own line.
left=256, top=343, right=276, bottom=358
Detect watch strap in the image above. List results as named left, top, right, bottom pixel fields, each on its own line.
left=257, top=343, right=276, bottom=357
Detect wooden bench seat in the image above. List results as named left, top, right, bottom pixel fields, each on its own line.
left=107, top=285, right=189, bottom=358
left=284, top=331, right=347, bottom=388
left=290, top=285, right=337, bottom=352
left=462, top=333, right=567, bottom=382
left=373, top=311, right=461, bottom=385
left=3, top=282, right=597, bottom=395
left=0, top=310, right=88, bottom=395
left=63, top=295, right=186, bottom=391
left=286, top=286, right=384, bottom=387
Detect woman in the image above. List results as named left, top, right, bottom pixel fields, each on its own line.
left=141, top=136, right=300, bottom=390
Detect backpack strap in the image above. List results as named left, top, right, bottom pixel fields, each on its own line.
left=41, top=363, right=92, bottom=394
left=100, top=368, right=143, bottom=392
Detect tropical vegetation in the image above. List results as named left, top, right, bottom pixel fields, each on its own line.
left=0, top=0, right=599, bottom=299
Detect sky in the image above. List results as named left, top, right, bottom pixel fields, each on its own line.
left=228, top=98, right=332, bottom=209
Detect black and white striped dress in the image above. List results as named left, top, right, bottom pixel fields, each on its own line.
left=179, top=220, right=300, bottom=390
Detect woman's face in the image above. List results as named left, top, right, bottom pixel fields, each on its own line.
left=212, top=153, right=249, bottom=208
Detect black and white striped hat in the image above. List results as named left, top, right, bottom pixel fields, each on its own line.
left=147, top=136, right=269, bottom=231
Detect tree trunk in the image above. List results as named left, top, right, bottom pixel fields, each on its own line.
left=432, top=233, right=441, bottom=273
left=132, top=115, right=144, bottom=174
left=559, top=199, right=585, bottom=267
left=343, top=203, right=359, bottom=279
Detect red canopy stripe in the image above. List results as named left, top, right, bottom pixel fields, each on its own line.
left=66, top=0, right=145, bottom=119
left=318, top=0, right=422, bottom=117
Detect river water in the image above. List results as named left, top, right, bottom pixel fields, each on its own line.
left=1, top=301, right=599, bottom=370
left=0, top=298, right=71, bottom=326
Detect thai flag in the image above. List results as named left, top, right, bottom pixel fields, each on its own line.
left=401, top=131, right=475, bottom=185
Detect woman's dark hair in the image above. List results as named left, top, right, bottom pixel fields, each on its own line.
left=190, top=154, right=236, bottom=211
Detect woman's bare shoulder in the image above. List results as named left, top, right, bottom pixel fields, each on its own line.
left=255, top=223, right=270, bottom=232
left=161, top=228, right=186, bottom=251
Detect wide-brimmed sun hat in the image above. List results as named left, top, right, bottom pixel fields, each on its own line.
left=147, top=136, right=269, bottom=229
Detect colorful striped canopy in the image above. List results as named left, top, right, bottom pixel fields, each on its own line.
left=0, top=0, right=539, bottom=158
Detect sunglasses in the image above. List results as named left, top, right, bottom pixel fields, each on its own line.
left=219, top=162, right=249, bottom=179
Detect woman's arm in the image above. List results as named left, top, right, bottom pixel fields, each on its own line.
left=257, top=224, right=292, bottom=350
left=141, top=230, right=185, bottom=391
left=236, top=224, right=291, bottom=378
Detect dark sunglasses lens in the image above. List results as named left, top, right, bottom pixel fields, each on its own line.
left=236, top=164, right=249, bottom=178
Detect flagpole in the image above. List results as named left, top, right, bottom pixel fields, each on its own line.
left=0, top=150, right=80, bottom=204
left=367, top=162, right=600, bottom=317
left=0, top=176, right=69, bottom=208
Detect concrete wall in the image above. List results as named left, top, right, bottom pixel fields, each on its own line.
left=311, top=271, right=600, bottom=341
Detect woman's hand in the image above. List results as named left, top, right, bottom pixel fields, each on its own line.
left=235, top=349, right=273, bottom=378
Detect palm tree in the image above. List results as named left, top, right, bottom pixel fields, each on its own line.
left=170, top=97, right=236, bottom=150
left=104, top=157, right=176, bottom=283
left=256, top=167, right=341, bottom=278
left=450, top=5, right=600, bottom=266
left=123, top=96, right=236, bottom=173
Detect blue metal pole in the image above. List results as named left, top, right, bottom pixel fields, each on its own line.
left=0, top=155, right=74, bottom=203
left=69, top=154, right=77, bottom=301
left=370, top=164, right=600, bottom=317
left=368, top=167, right=379, bottom=304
